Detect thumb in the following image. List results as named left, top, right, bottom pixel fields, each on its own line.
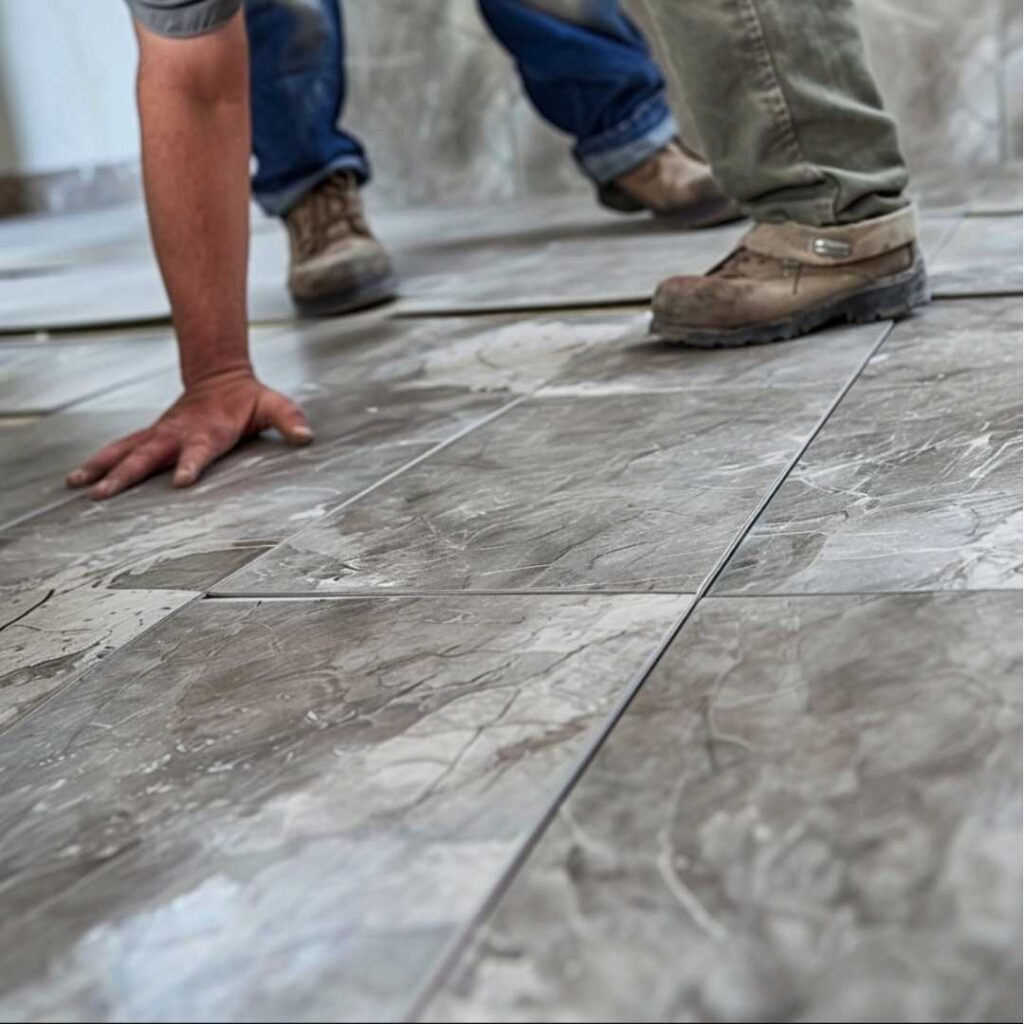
left=261, top=391, right=313, bottom=445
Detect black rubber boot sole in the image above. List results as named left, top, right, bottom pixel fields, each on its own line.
left=650, top=258, right=930, bottom=348
left=292, top=274, right=399, bottom=318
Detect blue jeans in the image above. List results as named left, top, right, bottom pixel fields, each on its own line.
left=246, top=0, right=678, bottom=216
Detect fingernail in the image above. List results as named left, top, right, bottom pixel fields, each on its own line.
left=292, top=426, right=313, bottom=439
left=67, top=470, right=85, bottom=486
left=175, top=466, right=195, bottom=486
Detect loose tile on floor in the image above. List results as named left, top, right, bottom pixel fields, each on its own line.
left=715, top=298, right=1022, bottom=595
left=0, top=592, right=688, bottom=1023
left=425, top=591, right=1022, bottom=1024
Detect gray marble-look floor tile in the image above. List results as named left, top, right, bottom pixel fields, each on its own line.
left=392, top=214, right=748, bottom=314
left=539, top=319, right=890, bottom=396
left=218, top=382, right=871, bottom=596
left=928, top=214, right=1023, bottom=296
left=426, top=591, right=1022, bottom=1024
left=912, top=162, right=1023, bottom=215
left=0, top=311, right=629, bottom=728
left=0, top=226, right=295, bottom=333
left=0, top=310, right=626, bottom=532
left=715, top=298, right=1022, bottom=595
left=0, top=585, right=194, bottom=732
left=0, top=334, right=178, bottom=413
left=0, top=592, right=688, bottom=1022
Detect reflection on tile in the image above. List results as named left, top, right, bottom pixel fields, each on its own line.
left=0, top=226, right=294, bottom=334
left=0, top=311, right=617, bottom=725
left=220, top=385, right=867, bottom=596
left=928, top=214, right=1023, bottom=296
left=0, top=585, right=194, bottom=731
left=716, top=299, right=1022, bottom=594
left=540, top=319, right=890, bottom=396
left=0, top=593, right=688, bottom=1022
left=0, top=335, right=177, bottom=413
left=1, top=311, right=605, bottom=567
left=0, top=411, right=150, bottom=530
left=428, top=592, right=1022, bottom=1024
left=393, top=213, right=748, bottom=314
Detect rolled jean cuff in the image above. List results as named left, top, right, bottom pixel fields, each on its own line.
left=253, top=155, right=371, bottom=217
left=573, top=97, right=678, bottom=184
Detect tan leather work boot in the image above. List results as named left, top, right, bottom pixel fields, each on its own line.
left=285, top=172, right=397, bottom=317
left=598, top=140, right=743, bottom=228
left=650, top=206, right=929, bottom=347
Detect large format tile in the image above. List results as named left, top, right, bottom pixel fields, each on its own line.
left=0, top=310, right=626, bottom=530
left=219, top=386, right=870, bottom=596
left=913, top=162, right=1023, bottom=215
left=427, top=591, right=1022, bottom=1023
left=392, top=207, right=748, bottom=315
left=0, top=227, right=294, bottom=333
left=0, top=333, right=177, bottom=413
left=542, top=319, right=890, bottom=396
left=0, top=312, right=625, bottom=729
left=716, top=299, right=1022, bottom=594
left=0, top=592, right=688, bottom=1022
left=0, top=585, right=194, bottom=732
left=928, top=214, right=1023, bottom=297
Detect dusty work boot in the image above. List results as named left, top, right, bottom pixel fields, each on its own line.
left=598, top=140, right=743, bottom=228
left=284, top=172, right=397, bottom=317
left=650, top=206, right=929, bottom=347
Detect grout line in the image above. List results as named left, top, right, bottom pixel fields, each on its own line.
left=932, top=289, right=1022, bottom=301
left=391, top=298, right=652, bottom=320
left=402, top=318, right=899, bottom=1022
left=204, top=589, right=698, bottom=600
left=201, top=585, right=1021, bottom=602
left=0, top=491, right=84, bottom=535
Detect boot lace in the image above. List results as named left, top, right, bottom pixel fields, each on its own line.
left=287, top=173, right=368, bottom=260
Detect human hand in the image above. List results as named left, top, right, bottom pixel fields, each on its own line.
left=67, top=369, right=312, bottom=500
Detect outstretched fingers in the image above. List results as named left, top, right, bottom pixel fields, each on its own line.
left=88, top=435, right=179, bottom=500
left=66, top=430, right=147, bottom=488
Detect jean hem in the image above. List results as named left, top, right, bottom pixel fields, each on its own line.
left=254, top=156, right=370, bottom=217
left=574, top=101, right=678, bottom=184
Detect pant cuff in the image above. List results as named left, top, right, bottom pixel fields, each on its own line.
left=573, top=99, right=678, bottom=185
left=253, top=155, right=371, bottom=217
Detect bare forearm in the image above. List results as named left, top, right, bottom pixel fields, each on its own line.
left=135, top=11, right=252, bottom=387
left=66, top=12, right=311, bottom=500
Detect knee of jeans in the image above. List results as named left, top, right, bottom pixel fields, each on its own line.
left=247, top=0, right=333, bottom=67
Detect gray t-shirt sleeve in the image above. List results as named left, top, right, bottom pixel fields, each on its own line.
left=125, top=0, right=242, bottom=38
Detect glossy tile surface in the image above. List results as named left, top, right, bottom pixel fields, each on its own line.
left=0, top=593, right=687, bottom=1022
left=392, top=211, right=748, bottom=314
left=0, top=585, right=194, bottom=731
left=928, top=214, right=1023, bottom=296
left=716, top=299, right=1022, bottom=594
left=220, top=386, right=861, bottom=596
left=0, top=334, right=177, bottom=413
left=0, top=312, right=639, bottom=729
left=427, top=592, right=1022, bottom=1024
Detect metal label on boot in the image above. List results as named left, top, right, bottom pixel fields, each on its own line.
left=811, top=238, right=853, bottom=259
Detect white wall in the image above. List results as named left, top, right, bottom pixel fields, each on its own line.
left=0, top=0, right=139, bottom=175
